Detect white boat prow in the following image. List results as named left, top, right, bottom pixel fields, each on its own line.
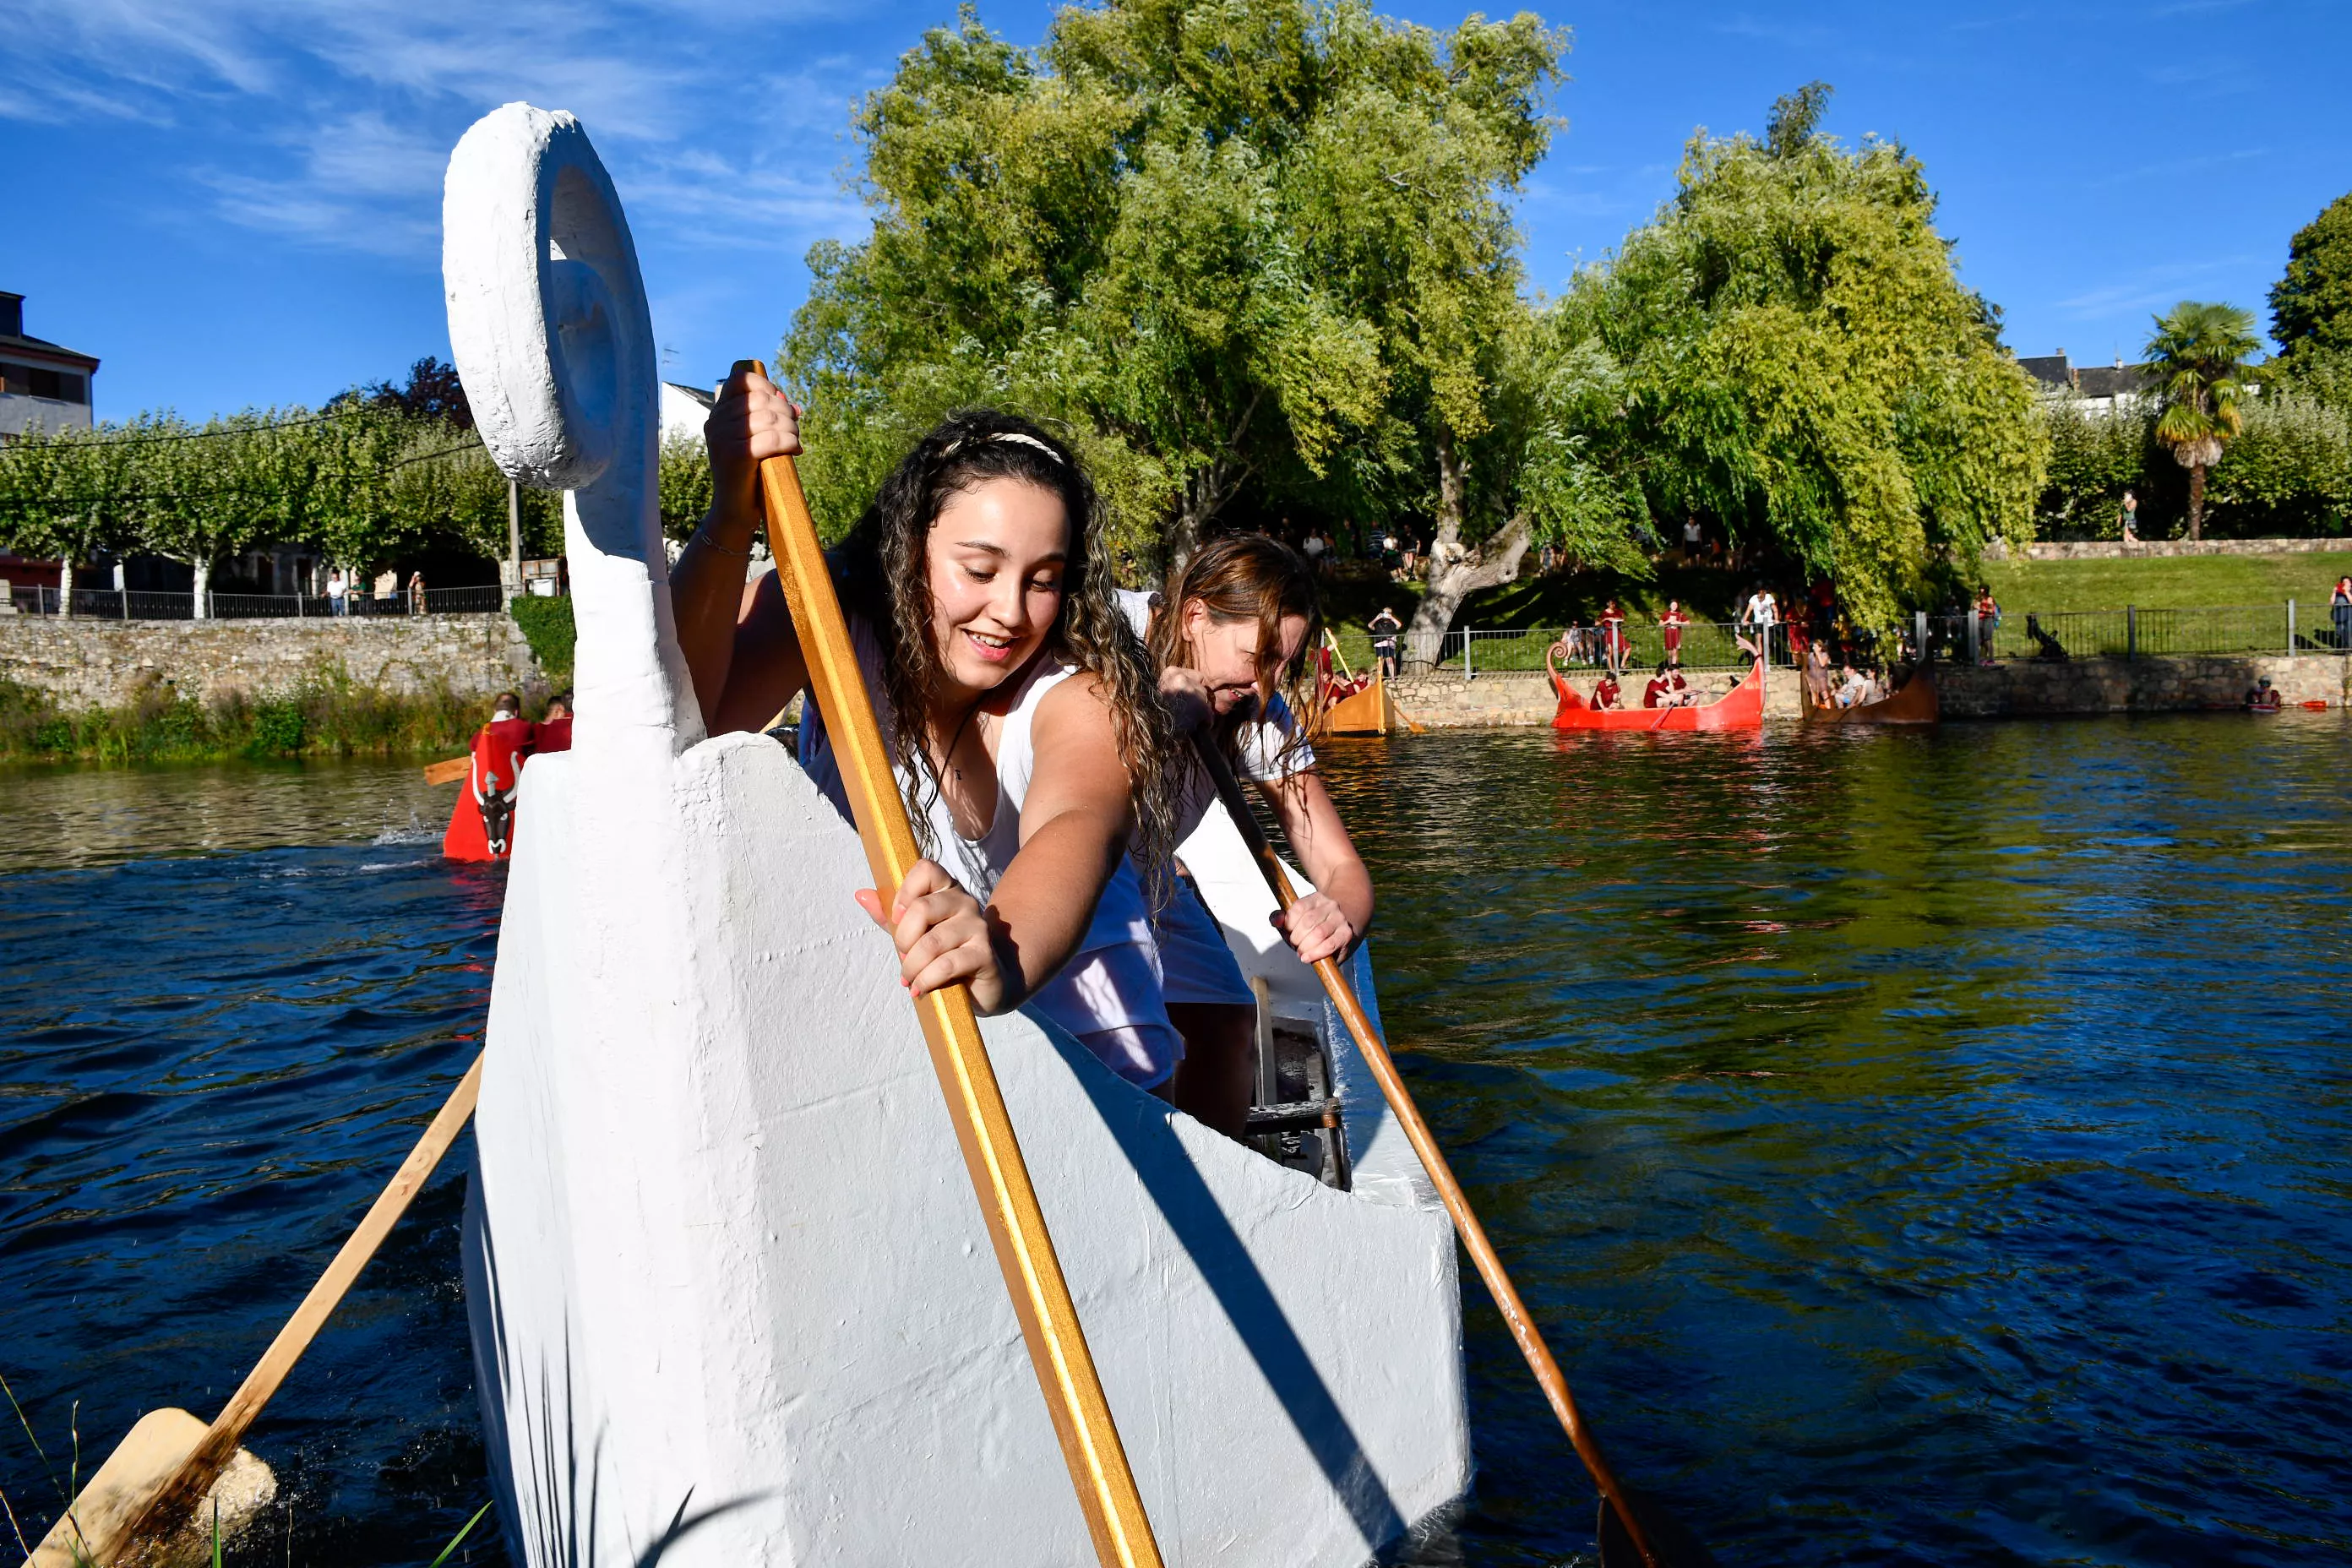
left=444, top=101, right=1471, bottom=1567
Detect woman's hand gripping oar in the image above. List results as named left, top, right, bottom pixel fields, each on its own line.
left=750, top=403, right=1165, bottom=1568
left=1187, top=734, right=1700, bottom=1568
left=24, top=1056, right=483, bottom=1568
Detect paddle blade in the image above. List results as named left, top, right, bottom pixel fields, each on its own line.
left=1595, top=1484, right=1718, bottom=1568
left=422, top=757, right=470, bottom=787
left=20, top=1409, right=275, bottom=1568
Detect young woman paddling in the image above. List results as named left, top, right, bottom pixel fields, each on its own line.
left=1123, top=535, right=1376, bottom=1136
left=674, top=362, right=1188, bottom=1088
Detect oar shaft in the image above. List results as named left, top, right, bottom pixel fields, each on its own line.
left=1190, top=739, right=1663, bottom=1568
left=115, top=1054, right=485, bottom=1562
left=755, top=442, right=1162, bottom=1568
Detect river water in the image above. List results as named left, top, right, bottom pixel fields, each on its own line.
left=3, top=721, right=2348, bottom=1565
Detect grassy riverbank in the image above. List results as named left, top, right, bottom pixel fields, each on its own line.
left=0, top=672, right=501, bottom=765
left=1983, top=549, right=2352, bottom=612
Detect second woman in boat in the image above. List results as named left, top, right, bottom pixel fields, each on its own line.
left=1124, top=535, right=1377, bottom=1137
left=674, top=363, right=1189, bottom=1090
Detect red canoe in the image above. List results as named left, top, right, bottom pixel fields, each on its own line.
left=1550, top=659, right=1766, bottom=732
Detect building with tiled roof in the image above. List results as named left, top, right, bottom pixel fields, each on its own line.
left=0, top=292, right=99, bottom=439
left=2017, top=349, right=2157, bottom=416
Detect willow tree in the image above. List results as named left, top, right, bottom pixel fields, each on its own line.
left=783, top=0, right=1565, bottom=574
left=1529, top=84, right=2046, bottom=629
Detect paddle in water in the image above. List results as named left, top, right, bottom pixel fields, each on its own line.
left=1187, top=732, right=1714, bottom=1568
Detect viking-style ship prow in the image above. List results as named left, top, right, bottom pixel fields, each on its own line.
left=446, top=101, right=1471, bottom=1567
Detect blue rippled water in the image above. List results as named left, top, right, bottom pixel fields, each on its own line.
left=2, top=721, right=2349, bottom=1565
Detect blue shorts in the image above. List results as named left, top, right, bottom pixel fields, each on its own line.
left=1152, top=874, right=1257, bottom=1008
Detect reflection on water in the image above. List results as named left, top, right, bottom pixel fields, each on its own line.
left=1341, top=715, right=2352, bottom=1566
left=0, top=760, right=453, bottom=872
left=3, top=719, right=2349, bottom=1566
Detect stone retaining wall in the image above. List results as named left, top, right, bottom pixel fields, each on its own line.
left=0, top=613, right=542, bottom=710
left=1938, top=653, right=2348, bottom=717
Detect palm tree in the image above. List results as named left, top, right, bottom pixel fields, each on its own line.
left=2144, top=301, right=2260, bottom=541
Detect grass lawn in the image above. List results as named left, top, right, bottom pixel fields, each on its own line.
left=1302, top=545, right=2352, bottom=669
left=1984, top=550, right=2352, bottom=613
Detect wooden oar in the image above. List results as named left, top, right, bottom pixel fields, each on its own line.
left=422, top=756, right=469, bottom=786
left=753, top=416, right=1164, bottom=1568
left=25, top=1056, right=484, bottom=1568
left=1188, top=735, right=1698, bottom=1568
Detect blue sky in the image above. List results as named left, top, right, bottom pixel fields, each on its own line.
left=3, top=0, right=2346, bottom=421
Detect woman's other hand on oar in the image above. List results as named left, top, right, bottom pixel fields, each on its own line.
left=1271, top=892, right=1354, bottom=966
left=853, top=859, right=1015, bottom=1014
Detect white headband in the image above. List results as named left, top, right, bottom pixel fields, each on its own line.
left=945, top=430, right=1064, bottom=465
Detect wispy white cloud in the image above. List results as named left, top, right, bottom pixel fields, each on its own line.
left=0, top=0, right=872, bottom=263
left=2055, top=257, right=2259, bottom=319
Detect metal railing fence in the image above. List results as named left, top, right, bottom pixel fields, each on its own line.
left=1924, top=602, right=2329, bottom=664
left=7, top=584, right=510, bottom=620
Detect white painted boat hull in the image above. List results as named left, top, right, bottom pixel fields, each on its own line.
left=443, top=100, right=1472, bottom=1568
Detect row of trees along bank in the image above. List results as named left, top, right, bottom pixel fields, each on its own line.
left=0, top=362, right=577, bottom=617
left=781, top=0, right=2049, bottom=645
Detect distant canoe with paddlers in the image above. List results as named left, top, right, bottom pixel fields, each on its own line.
left=1799, top=667, right=1940, bottom=726
left=1551, top=658, right=1766, bottom=732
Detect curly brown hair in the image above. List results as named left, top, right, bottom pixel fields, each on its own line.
left=1145, top=532, right=1326, bottom=785
left=835, top=409, right=1179, bottom=905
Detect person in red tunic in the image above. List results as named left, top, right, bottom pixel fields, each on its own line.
left=1641, top=662, right=1672, bottom=709
left=1599, top=598, right=1628, bottom=677
left=533, top=692, right=574, bottom=754
left=1658, top=601, right=1690, bottom=668
left=1592, top=671, right=1622, bottom=710
left=443, top=692, right=535, bottom=861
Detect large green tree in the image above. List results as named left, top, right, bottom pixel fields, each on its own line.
left=782, top=0, right=1565, bottom=580
left=2146, top=300, right=2260, bottom=542
left=1502, top=84, right=2045, bottom=629
left=2271, top=193, right=2352, bottom=371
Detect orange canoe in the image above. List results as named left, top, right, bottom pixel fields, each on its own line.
left=1551, top=660, right=1765, bottom=732
left=1315, top=671, right=1402, bottom=737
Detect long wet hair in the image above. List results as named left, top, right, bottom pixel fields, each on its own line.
left=836, top=409, right=1178, bottom=901
left=1146, top=532, right=1326, bottom=784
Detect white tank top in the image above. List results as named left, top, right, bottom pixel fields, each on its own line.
left=798, top=616, right=1177, bottom=1086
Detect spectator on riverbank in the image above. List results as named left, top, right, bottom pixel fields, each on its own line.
left=1975, top=586, right=2001, bottom=662
left=2332, top=576, right=2351, bottom=653
left=327, top=569, right=348, bottom=617
left=1658, top=601, right=1690, bottom=668
left=1682, top=516, right=1701, bottom=563
left=1737, top=585, right=1778, bottom=658
left=1804, top=640, right=1833, bottom=707
left=1369, top=607, right=1403, bottom=678
left=406, top=570, right=427, bottom=616
left=1600, top=598, right=1629, bottom=677
left=1302, top=530, right=1326, bottom=574
left=535, top=692, right=573, bottom=754
left=2121, top=489, right=2141, bottom=544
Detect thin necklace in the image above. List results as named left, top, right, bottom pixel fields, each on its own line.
left=932, top=700, right=984, bottom=785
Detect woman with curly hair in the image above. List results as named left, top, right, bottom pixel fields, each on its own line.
left=674, top=363, right=1188, bottom=1090
left=1124, top=534, right=1375, bottom=1135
